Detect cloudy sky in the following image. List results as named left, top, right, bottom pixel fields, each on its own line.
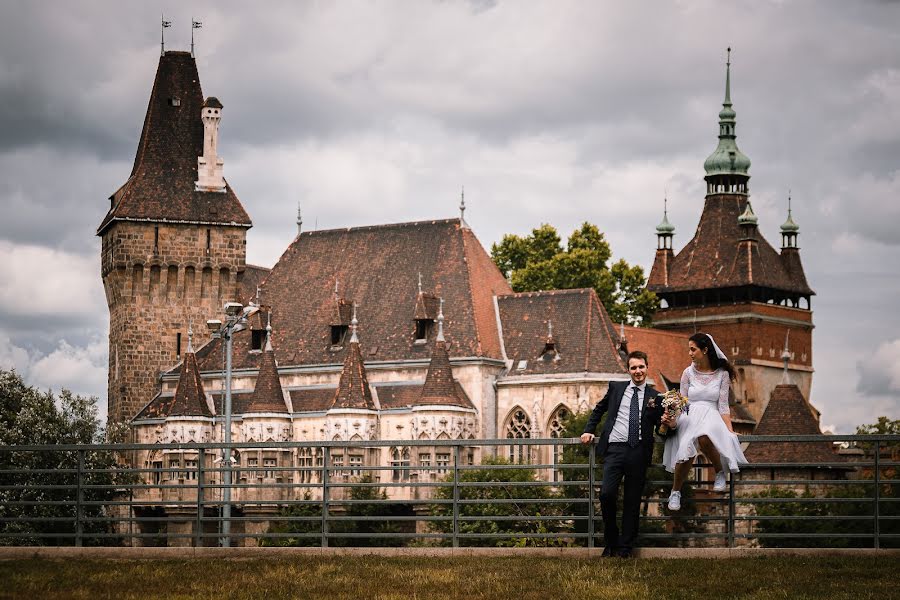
left=0, top=1, right=898, bottom=432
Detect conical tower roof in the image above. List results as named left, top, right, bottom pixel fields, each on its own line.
left=419, top=301, right=473, bottom=408
left=330, top=307, right=376, bottom=410
left=170, top=336, right=213, bottom=417
left=246, top=320, right=288, bottom=414
left=97, top=51, right=251, bottom=234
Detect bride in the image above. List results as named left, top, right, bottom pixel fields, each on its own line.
left=664, top=332, right=748, bottom=511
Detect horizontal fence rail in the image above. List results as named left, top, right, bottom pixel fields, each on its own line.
left=0, top=436, right=896, bottom=549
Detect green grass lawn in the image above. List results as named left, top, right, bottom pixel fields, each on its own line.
left=0, top=556, right=896, bottom=600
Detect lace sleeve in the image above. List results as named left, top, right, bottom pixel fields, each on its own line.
left=718, top=370, right=731, bottom=415
left=680, top=367, right=690, bottom=398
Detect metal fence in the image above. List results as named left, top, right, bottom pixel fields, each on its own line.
left=0, top=435, right=897, bottom=548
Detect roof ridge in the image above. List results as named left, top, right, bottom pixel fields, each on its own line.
left=297, top=218, right=461, bottom=237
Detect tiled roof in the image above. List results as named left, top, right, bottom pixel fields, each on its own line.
left=622, top=325, right=688, bottom=388
left=239, top=264, right=271, bottom=305
left=169, top=351, right=212, bottom=417
left=245, top=341, right=288, bottom=413
left=496, top=289, right=626, bottom=376
left=288, top=388, right=336, bottom=413
left=648, top=195, right=814, bottom=296
left=331, top=339, right=376, bottom=410
left=192, top=218, right=512, bottom=372
left=97, top=52, right=251, bottom=235
left=744, top=384, right=842, bottom=464
left=419, top=340, right=475, bottom=408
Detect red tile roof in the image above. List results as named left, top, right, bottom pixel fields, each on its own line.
left=245, top=341, right=288, bottom=413
left=623, top=325, right=688, bottom=388
left=744, top=384, right=843, bottom=464
left=496, top=288, right=626, bottom=375
left=169, top=351, right=212, bottom=417
left=648, top=195, right=813, bottom=296
left=97, top=52, right=251, bottom=235
left=331, top=339, right=376, bottom=410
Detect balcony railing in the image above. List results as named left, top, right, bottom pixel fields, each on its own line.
left=0, top=435, right=896, bottom=548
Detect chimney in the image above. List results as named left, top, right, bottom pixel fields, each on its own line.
left=196, top=96, right=225, bottom=192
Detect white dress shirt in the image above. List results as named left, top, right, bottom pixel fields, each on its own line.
left=609, top=382, right=645, bottom=443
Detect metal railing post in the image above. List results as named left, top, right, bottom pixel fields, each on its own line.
left=588, top=443, right=595, bottom=549
left=195, top=452, right=204, bottom=548
left=321, top=446, right=330, bottom=548
left=452, top=445, right=460, bottom=548
left=874, top=440, right=880, bottom=550
left=75, top=449, right=84, bottom=547
left=728, top=475, right=735, bottom=548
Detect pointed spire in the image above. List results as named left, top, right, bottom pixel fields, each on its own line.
left=418, top=271, right=423, bottom=295
left=781, top=190, right=800, bottom=233
left=420, top=298, right=472, bottom=408
left=334, top=278, right=340, bottom=300
left=436, top=297, right=445, bottom=342
left=170, top=340, right=212, bottom=417
left=547, top=319, right=554, bottom=341
left=656, top=194, right=676, bottom=235
left=738, top=200, right=758, bottom=226
left=703, top=47, right=751, bottom=183
left=160, top=15, right=172, bottom=57
left=297, top=202, right=303, bottom=235
left=247, top=312, right=287, bottom=414
left=780, top=330, right=792, bottom=384
left=187, top=319, right=194, bottom=353
left=459, top=186, right=468, bottom=228
left=349, top=302, right=359, bottom=344
left=191, top=19, right=202, bottom=57
left=331, top=304, right=375, bottom=411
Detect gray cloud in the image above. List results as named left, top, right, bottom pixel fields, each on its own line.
left=0, top=1, right=898, bottom=431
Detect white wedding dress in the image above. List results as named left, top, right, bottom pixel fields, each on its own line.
left=662, top=365, right=748, bottom=473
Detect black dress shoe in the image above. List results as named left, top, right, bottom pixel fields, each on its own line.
left=616, top=549, right=634, bottom=558
left=601, top=546, right=616, bottom=557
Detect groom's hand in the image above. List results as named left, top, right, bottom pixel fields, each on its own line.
left=580, top=433, right=595, bottom=444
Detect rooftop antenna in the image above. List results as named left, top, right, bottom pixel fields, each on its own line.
left=191, top=20, right=202, bottom=57
left=161, top=15, right=172, bottom=57
left=296, top=202, right=303, bottom=235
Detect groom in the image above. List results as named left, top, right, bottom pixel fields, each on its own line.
left=580, top=350, right=670, bottom=558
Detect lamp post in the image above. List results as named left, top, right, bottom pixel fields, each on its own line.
left=207, top=301, right=258, bottom=547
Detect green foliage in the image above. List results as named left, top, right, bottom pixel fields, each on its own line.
left=264, top=476, right=411, bottom=547
left=490, top=222, right=657, bottom=326
left=0, top=369, right=130, bottom=546
left=854, top=416, right=900, bottom=456
left=429, top=457, right=565, bottom=547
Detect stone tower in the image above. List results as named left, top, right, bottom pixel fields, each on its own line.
left=98, top=51, right=252, bottom=422
left=647, top=50, right=815, bottom=422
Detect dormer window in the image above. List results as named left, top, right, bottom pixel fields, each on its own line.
left=168, top=97, right=181, bottom=107
left=540, top=341, right=561, bottom=363
left=250, top=329, right=265, bottom=352
left=414, top=319, right=432, bottom=344
left=331, top=325, right=348, bottom=347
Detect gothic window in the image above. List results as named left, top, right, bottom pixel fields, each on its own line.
left=391, top=447, right=410, bottom=482
left=548, top=406, right=570, bottom=482
left=298, top=448, right=313, bottom=484
left=505, top=408, right=531, bottom=464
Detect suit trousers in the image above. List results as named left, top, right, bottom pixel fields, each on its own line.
left=599, top=442, right=648, bottom=552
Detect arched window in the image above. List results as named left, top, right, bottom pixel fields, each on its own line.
left=548, top=406, right=570, bottom=482
left=505, top=408, right=531, bottom=464
left=391, top=447, right=410, bottom=482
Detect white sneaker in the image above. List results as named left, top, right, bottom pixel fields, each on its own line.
left=714, top=470, right=727, bottom=492
left=667, top=490, right=681, bottom=511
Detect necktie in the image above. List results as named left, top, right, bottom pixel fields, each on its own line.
left=627, top=386, right=640, bottom=447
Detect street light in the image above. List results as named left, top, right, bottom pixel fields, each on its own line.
left=206, top=301, right=259, bottom=547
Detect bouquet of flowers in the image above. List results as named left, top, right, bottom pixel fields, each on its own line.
left=655, top=389, right=689, bottom=435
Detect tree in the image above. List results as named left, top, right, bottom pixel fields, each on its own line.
left=0, top=369, right=130, bottom=546
left=491, top=222, right=658, bottom=326
left=429, top=457, right=565, bottom=547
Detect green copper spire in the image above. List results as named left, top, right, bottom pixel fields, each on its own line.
left=656, top=195, right=675, bottom=235
left=704, top=47, right=751, bottom=180
left=738, top=200, right=758, bottom=226
left=780, top=191, right=800, bottom=233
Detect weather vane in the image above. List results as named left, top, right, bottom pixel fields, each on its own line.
left=191, top=19, right=202, bottom=57
left=160, top=15, right=172, bottom=57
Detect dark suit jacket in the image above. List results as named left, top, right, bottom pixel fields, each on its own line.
left=583, top=381, right=664, bottom=464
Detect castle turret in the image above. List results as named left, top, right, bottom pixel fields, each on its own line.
left=98, top=51, right=252, bottom=422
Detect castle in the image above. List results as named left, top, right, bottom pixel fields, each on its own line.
left=98, top=49, right=823, bottom=543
